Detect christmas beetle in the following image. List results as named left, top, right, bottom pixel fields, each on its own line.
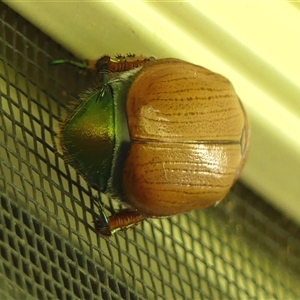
left=57, top=54, right=250, bottom=237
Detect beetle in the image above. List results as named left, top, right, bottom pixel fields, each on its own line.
left=58, top=54, right=250, bottom=237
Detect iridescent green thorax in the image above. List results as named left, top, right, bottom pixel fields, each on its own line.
left=60, top=68, right=141, bottom=194
left=61, top=83, right=115, bottom=191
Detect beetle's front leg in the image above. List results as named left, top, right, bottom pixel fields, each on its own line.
left=95, top=209, right=146, bottom=237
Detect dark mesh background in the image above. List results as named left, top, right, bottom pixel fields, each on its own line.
left=1, top=3, right=300, bottom=299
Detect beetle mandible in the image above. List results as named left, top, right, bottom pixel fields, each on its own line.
left=58, top=55, right=250, bottom=237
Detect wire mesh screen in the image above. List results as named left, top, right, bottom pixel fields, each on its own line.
left=1, top=3, right=300, bottom=299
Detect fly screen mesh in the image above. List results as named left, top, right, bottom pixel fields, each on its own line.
left=1, top=3, right=300, bottom=300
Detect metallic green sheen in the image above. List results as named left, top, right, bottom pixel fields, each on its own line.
left=61, top=84, right=114, bottom=191
left=60, top=67, right=141, bottom=198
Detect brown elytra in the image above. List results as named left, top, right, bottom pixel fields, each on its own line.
left=122, top=58, right=250, bottom=217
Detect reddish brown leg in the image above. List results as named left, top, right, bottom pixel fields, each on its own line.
left=95, top=209, right=146, bottom=237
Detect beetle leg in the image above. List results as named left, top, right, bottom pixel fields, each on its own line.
left=95, top=209, right=146, bottom=237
